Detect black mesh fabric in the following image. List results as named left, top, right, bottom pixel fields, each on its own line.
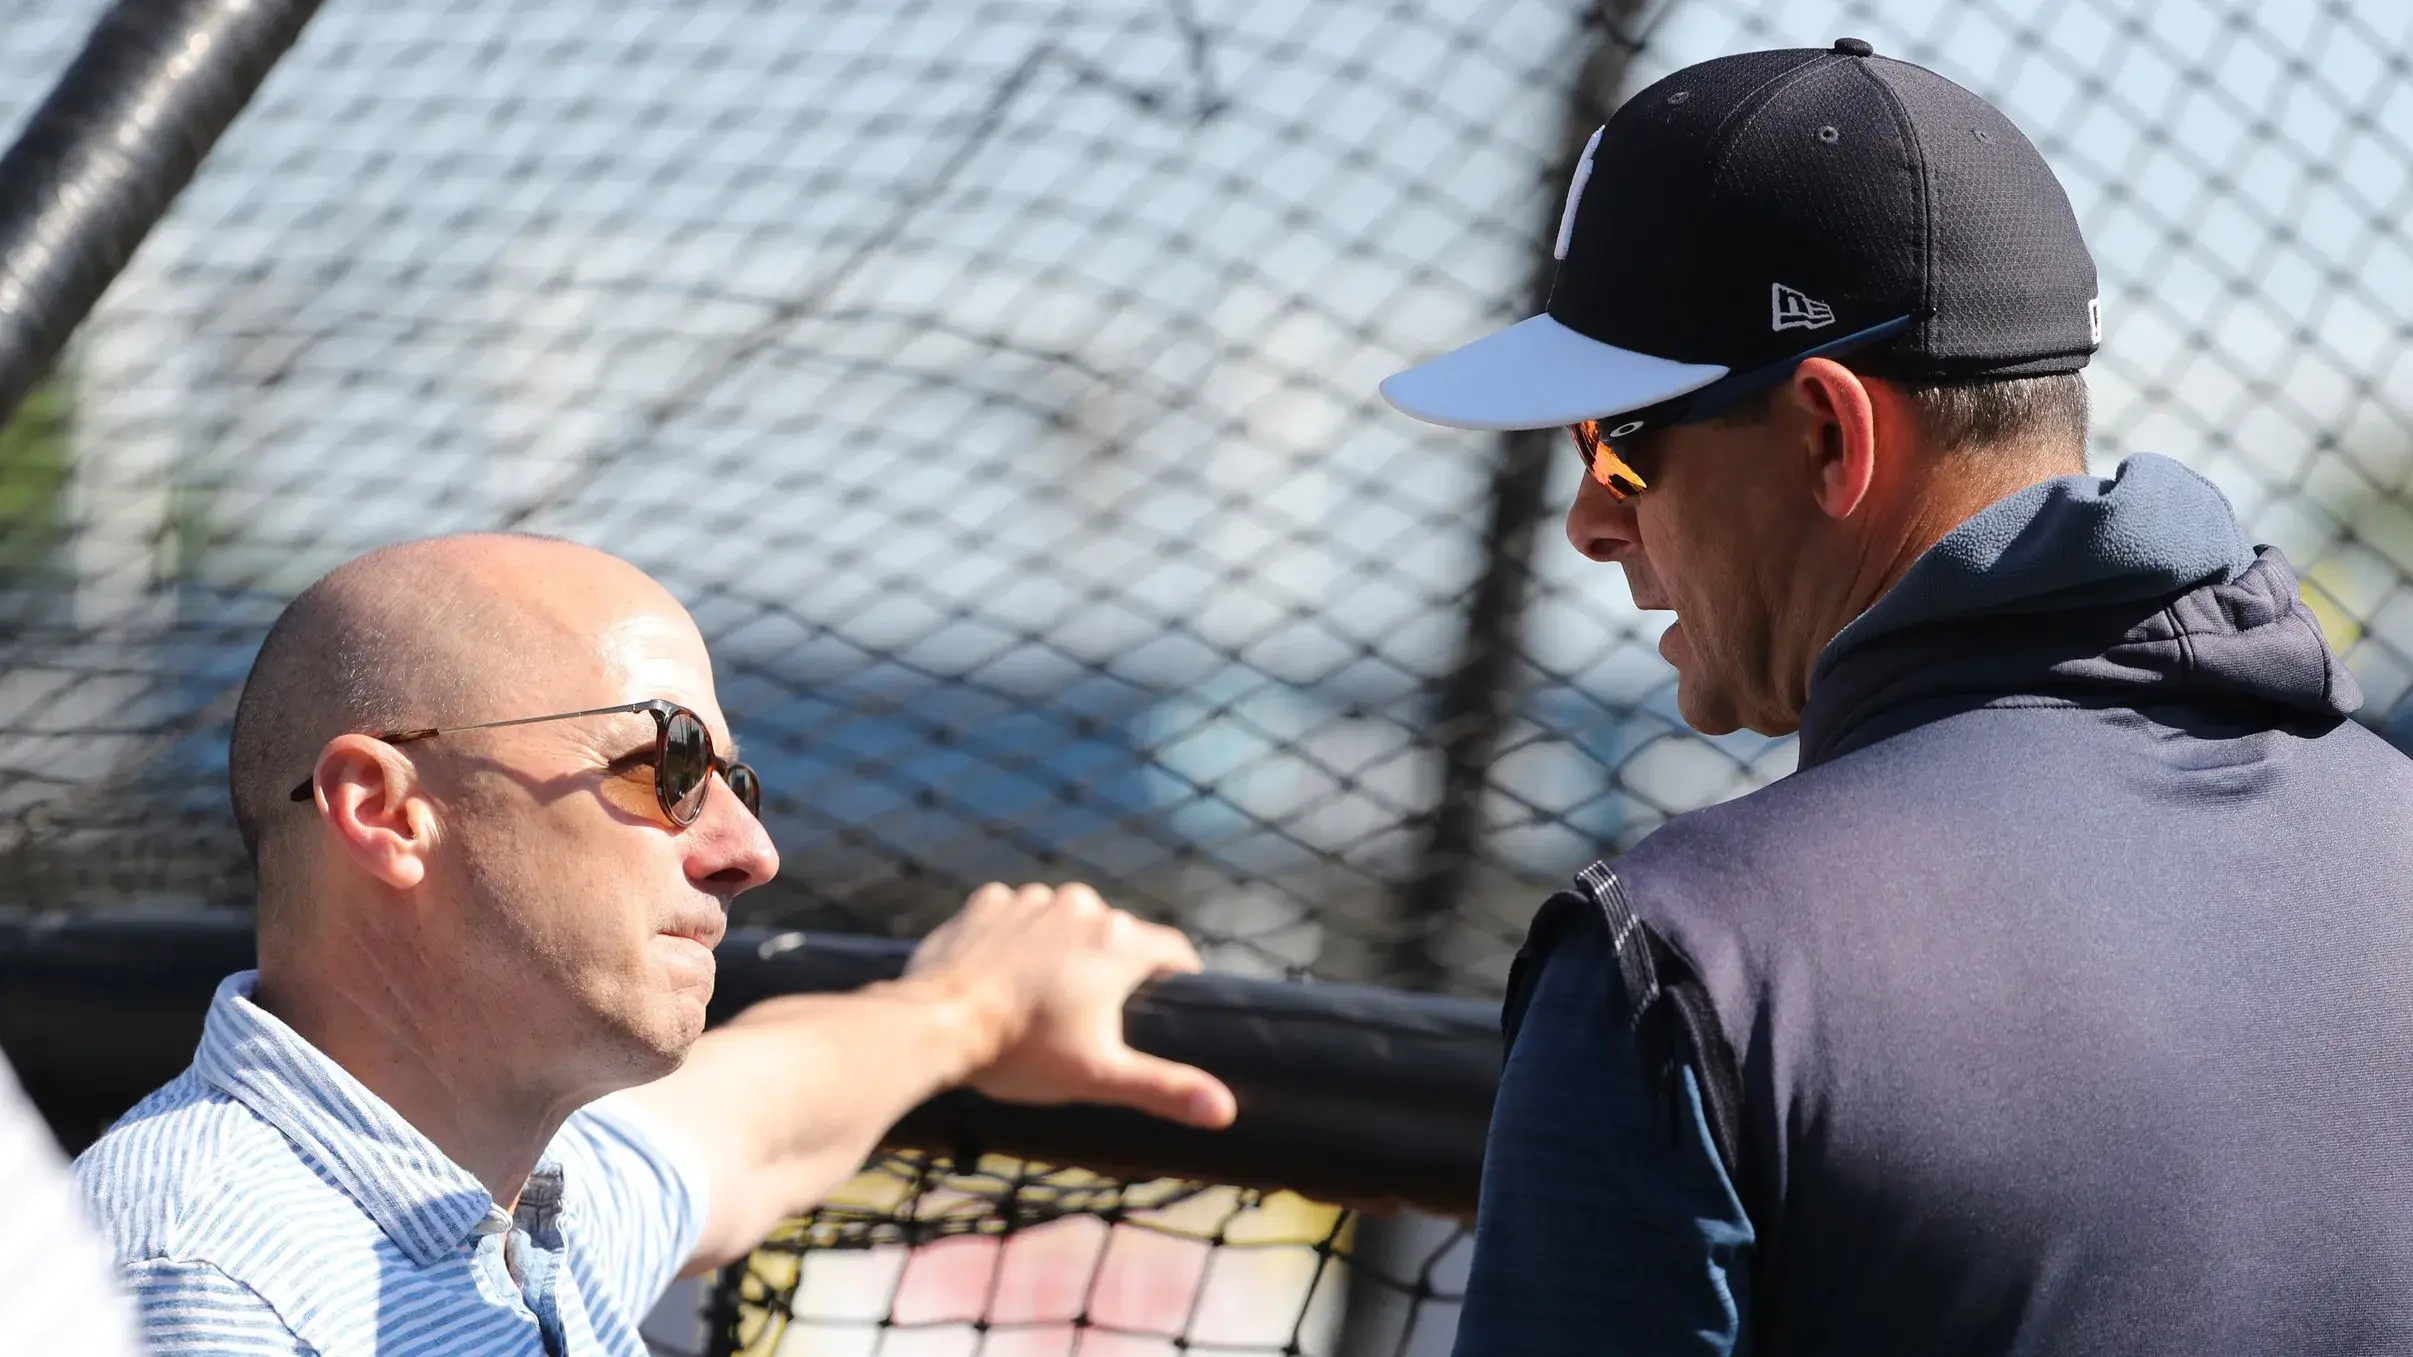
left=1867, top=54, right=2100, bottom=374
left=1548, top=43, right=2097, bottom=379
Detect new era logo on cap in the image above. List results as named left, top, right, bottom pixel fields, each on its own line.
left=1771, top=283, right=1835, bottom=332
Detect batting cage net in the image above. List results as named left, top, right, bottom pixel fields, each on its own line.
left=714, top=1159, right=1410, bottom=1357
left=2, top=0, right=2409, bottom=1352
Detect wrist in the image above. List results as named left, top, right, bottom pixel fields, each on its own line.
left=872, top=971, right=1019, bottom=1086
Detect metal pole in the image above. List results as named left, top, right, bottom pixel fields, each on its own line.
left=1385, top=7, right=1653, bottom=995
left=1345, top=10, right=1656, bottom=1355
left=0, top=0, right=325, bottom=428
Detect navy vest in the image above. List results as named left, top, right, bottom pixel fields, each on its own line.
left=1511, top=458, right=2413, bottom=1355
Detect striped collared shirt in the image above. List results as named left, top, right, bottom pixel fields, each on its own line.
left=73, top=972, right=710, bottom=1356
left=0, top=1052, right=143, bottom=1355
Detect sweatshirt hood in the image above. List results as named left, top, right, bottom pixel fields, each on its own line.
left=1798, top=453, right=2358, bottom=767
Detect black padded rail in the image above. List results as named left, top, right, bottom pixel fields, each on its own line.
left=0, top=0, right=324, bottom=424
left=0, top=913, right=1500, bottom=1217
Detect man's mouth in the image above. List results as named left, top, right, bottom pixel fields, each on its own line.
left=1658, top=616, right=1688, bottom=666
left=660, top=916, right=726, bottom=951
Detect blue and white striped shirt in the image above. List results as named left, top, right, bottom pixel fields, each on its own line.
left=0, top=1050, right=143, bottom=1356
left=73, top=972, right=710, bottom=1356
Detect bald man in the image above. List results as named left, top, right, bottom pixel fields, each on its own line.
left=72, top=534, right=1236, bottom=1357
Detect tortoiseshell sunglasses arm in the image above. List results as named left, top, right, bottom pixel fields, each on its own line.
left=287, top=700, right=680, bottom=802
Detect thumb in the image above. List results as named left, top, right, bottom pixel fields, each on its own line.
left=1101, top=1050, right=1238, bottom=1130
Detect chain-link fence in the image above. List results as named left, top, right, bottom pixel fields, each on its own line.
left=4, top=0, right=2410, bottom=1352
left=702, top=1154, right=1466, bottom=1357
left=6, top=0, right=2408, bottom=987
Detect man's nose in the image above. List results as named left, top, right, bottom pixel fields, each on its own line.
left=689, top=775, right=780, bottom=897
left=1565, top=474, right=1641, bottom=562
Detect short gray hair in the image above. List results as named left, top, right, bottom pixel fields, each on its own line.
left=1717, top=367, right=2089, bottom=458
left=1896, top=371, right=2089, bottom=455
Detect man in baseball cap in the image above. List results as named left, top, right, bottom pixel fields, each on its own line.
left=1393, top=42, right=2413, bottom=1357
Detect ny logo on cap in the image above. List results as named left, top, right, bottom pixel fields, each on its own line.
left=1554, top=126, right=1605, bottom=261
left=1771, top=282, right=1835, bottom=332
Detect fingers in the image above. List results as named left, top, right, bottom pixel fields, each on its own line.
left=1100, top=1049, right=1239, bottom=1130
left=924, top=880, right=1227, bottom=1113
left=956, top=880, right=1052, bottom=925
left=911, top=881, right=1063, bottom=974
left=1052, top=881, right=1105, bottom=913
left=954, top=881, right=1194, bottom=983
left=952, top=881, right=1139, bottom=944
left=1122, top=914, right=1204, bottom=977
left=958, top=881, right=1098, bottom=928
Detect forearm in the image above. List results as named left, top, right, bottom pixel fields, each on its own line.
left=635, top=882, right=1232, bottom=1277
left=1456, top=923, right=1753, bottom=1355
left=629, top=975, right=1002, bottom=1272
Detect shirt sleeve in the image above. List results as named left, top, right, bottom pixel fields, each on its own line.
left=1451, top=906, right=1756, bottom=1357
left=565, top=1090, right=714, bottom=1317
left=119, top=1259, right=317, bottom=1356
left=0, top=1055, right=146, bottom=1357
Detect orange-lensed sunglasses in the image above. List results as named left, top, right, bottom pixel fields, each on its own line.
left=1569, top=420, right=1650, bottom=500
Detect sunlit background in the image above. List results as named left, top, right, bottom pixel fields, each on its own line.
left=2, top=0, right=2407, bottom=1352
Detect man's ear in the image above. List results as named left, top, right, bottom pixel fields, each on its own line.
left=306, top=734, right=437, bottom=890
left=1786, top=356, right=1881, bottom=521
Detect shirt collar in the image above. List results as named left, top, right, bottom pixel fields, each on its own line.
left=193, top=970, right=510, bottom=1268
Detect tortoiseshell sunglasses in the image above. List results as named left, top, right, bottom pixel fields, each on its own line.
left=289, top=698, right=760, bottom=828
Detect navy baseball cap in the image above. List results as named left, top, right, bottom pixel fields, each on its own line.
left=1381, top=40, right=2100, bottom=437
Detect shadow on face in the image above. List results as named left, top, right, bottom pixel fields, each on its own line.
left=246, top=535, right=782, bottom=1104
left=470, top=707, right=770, bottom=1083
left=1565, top=416, right=1828, bottom=736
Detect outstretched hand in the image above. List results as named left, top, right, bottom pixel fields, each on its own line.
left=907, top=882, right=1239, bottom=1130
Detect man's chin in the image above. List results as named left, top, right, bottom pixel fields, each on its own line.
left=620, top=996, right=707, bottom=1078
left=1673, top=674, right=1745, bottom=737
left=659, top=972, right=714, bottom=1051
left=1675, top=678, right=1800, bottom=739
left=661, top=1004, right=709, bottom=1066
left=1662, top=621, right=1743, bottom=735
left=631, top=945, right=716, bottom=1061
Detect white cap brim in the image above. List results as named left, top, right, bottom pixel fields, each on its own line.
left=1379, top=313, right=1729, bottom=431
